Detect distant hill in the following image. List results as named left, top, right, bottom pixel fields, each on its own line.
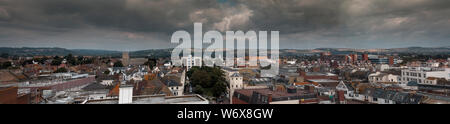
left=282, top=47, right=450, bottom=55
left=0, top=47, right=74, bottom=56
left=0, top=47, right=448, bottom=57
left=71, top=49, right=121, bottom=56
left=388, top=47, right=450, bottom=54
left=0, top=47, right=120, bottom=56
left=130, top=49, right=173, bottom=58
left=0, top=47, right=172, bottom=58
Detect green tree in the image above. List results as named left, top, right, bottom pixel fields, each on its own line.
left=64, top=54, right=77, bottom=65
left=51, top=59, right=62, bottom=66
left=144, top=58, right=157, bottom=70
left=187, top=66, right=228, bottom=98
left=54, top=68, right=68, bottom=73
left=52, top=56, right=63, bottom=66
left=104, top=70, right=111, bottom=75
left=1, top=62, right=12, bottom=69
left=114, top=61, right=124, bottom=67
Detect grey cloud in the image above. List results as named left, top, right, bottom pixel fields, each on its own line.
left=0, top=0, right=449, bottom=50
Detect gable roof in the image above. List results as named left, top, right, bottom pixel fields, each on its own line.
left=161, top=75, right=182, bottom=87
left=0, top=70, right=28, bottom=84
left=231, top=73, right=241, bottom=77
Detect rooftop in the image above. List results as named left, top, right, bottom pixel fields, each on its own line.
left=85, top=94, right=208, bottom=104
left=308, top=79, right=339, bottom=83
left=234, top=88, right=316, bottom=100
left=306, top=72, right=337, bottom=76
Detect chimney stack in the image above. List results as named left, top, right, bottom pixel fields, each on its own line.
left=267, top=93, right=272, bottom=103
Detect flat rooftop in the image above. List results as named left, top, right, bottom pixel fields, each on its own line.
left=234, top=88, right=313, bottom=98
left=308, top=79, right=339, bottom=83
left=85, top=94, right=208, bottom=104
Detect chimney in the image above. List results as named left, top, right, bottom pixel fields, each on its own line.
left=337, top=90, right=345, bottom=104
left=363, top=53, right=369, bottom=61
left=119, top=85, right=133, bottom=104
left=267, top=93, right=272, bottom=103
left=389, top=56, right=394, bottom=65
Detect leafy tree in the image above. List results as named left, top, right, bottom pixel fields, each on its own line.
left=51, top=59, right=63, bottom=66
left=187, top=66, right=228, bottom=98
left=144, top=58, right=157, bottom=70
left=54, top=68, right=68, bottom=73
left=114, top=61, right=124, bottom=67
left=22, top=60, right=34, bottom=66
left=33, top=57, right=48, bottom=64
left=104, top=70, right=111, bottom=75
left=1, top=62, right=12, bottom=69
left=64, top=54, right=77, bottom=65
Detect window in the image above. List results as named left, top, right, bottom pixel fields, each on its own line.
left=373, top=98, right=378, bottom=101
left=385, top=99, right=389, bottom=103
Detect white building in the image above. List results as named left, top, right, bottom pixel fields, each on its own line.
left=228, top=72, right=243, bottom=103
left=401, top=67, right=450, bottom=85
left=376, top=64, right=390, bottom=71
left=222, top=67, right=244, bottom=103
left=286, top=60, right=296, bottom=65
left=229, top=73, right=243, bottom=91
left=100, top=80, right=114, bottom=86
left=181, top=55, right=202, bottom=71
left=162, top=71, right=186, bottom=96
left=368, top=72, right=399, bottom=84
left=426, top=62, right=440, bottom=68
left=335, top=81, right=355, bottom=99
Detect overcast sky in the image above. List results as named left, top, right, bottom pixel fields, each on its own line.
left=0, top=0, right=449, bottom=51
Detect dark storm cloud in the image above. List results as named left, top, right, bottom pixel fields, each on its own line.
left=1, top=0, right=221, bottom=33
left=237, top=0, right=343, bottom=33
left=0, top=0, right=449, bottom=50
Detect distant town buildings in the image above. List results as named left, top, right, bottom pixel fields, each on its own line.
left=181, top=55, right=202, bottom=71
left=400, top=67, right=450, bottom=85
left=1, top=49, right=449, bottom=104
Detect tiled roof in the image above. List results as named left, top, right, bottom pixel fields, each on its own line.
left=82, top=83, right=115, bottom=91
left=234, top=88, right=317, bottom=103
left=230, top=73, right=241, bottom=77
left=362, top=88, right=425, bottom=104
left=139, top=79, right=174, bottom=96
left=161, top=75, right=182, bottom=87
